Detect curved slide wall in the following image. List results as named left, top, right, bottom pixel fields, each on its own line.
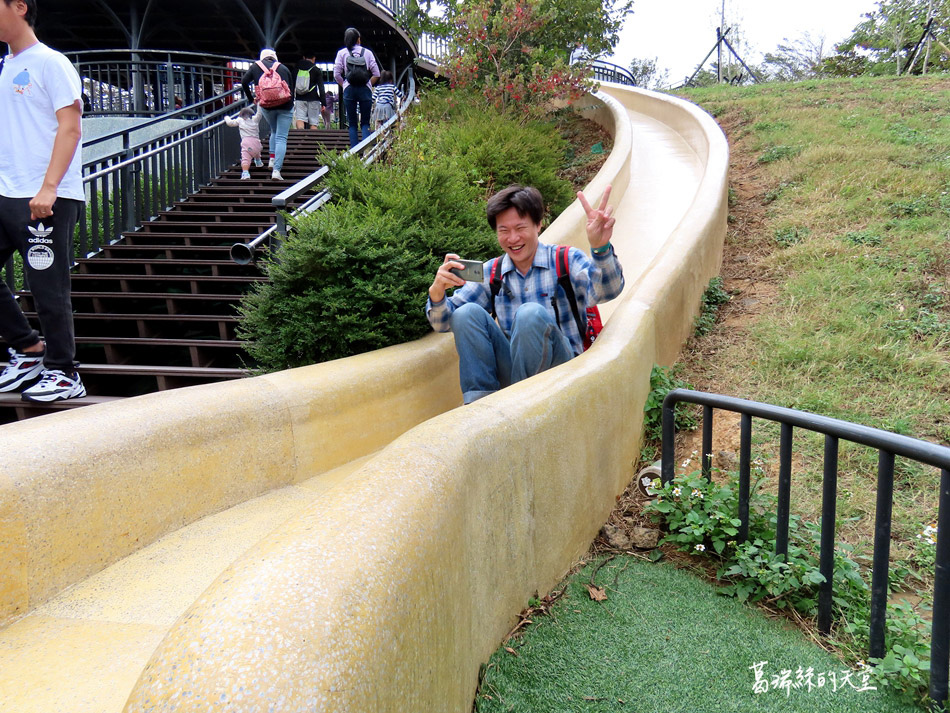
left=0, top=84, right=727, bottom=712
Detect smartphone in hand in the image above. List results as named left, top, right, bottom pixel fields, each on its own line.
left=449, top=259, right=484, bottom=282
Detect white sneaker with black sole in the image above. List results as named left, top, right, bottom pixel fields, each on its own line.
left=0, top=348, right=45, bottom=392
left=21, top=369, right=86, bottom=402
left=271, top=170, right=283, bottom=180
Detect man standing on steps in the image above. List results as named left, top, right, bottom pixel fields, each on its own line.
left=294, top=53, right=325, bottom=130
left=0, top=0, right=86, bottom=402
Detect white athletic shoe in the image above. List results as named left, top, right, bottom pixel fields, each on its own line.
left=254, top=158, right=264, bottom=167
left=268, top=156, right=275, bottom=168
left=21, top=369, right=86, bottom=402
left=240, top=170, right=251, bottom=180
left=0, top=348, right=45, bottom=392
left=271, top=170, right=283, bottom=180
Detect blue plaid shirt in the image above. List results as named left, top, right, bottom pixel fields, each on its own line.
left=426, top=242, right=625, bottom=355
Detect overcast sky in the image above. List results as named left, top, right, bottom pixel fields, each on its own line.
left=607, top=0, right=878, bottom=84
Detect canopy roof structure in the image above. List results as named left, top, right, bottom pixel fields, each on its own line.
left=33, top=0, right=436, bottom=73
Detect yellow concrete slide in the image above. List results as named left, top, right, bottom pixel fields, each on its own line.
left=0, top=83, right=727, bottom=712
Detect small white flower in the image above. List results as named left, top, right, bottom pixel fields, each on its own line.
left=691, top=488, right=704, bottom=499
left=641, top=476, right=653, bottom=487
left=672, top=487, right=682, bottom=497
left=694, top=544, right=706, bottom=552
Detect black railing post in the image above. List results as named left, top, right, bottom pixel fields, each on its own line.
left=661, top=394, right=676, bottom=485
left=869, top=449, right=895, bottom=660
left=817, top=435, right=839, bottom=635
left=775, top=422, right=793, bottom=559
left=930, top=468, right=950, bottom=708
left=702, top=405, right=713, bottom=481
left=738, top=413, right=751, bottom=543
left=119, top=134, right=135, bottom=244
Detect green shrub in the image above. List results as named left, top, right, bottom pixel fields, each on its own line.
left=642, top=365, right=697, bottom=444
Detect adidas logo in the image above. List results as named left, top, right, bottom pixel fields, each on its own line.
left=28, top=223, right=53, bottom=244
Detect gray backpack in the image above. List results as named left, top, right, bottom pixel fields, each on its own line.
left=345, top=49, right=370, bottom=86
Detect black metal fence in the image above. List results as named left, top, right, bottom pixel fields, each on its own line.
left=588, top=59, right=637, bottom=86
left=660, top=388, right=950, bottom=707
left=0, top=91, right=246, bottom=293
left=68, top=50, right=246, bottom=117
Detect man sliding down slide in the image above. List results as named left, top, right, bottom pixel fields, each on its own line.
left=426, top=184, right=625, bottom=404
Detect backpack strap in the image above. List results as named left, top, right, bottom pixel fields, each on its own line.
left=489, top=256, right=504, bottom=320
left=255, top=60, right=275, bottom=75
left=554, top=245, right=586, bottom=343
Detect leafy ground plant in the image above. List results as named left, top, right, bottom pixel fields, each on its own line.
left=643, top=469, right=936, bottom=707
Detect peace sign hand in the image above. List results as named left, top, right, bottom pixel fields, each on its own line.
left=577, top=184, right=615, bottom=250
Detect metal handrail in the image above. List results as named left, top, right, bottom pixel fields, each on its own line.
left=230, top=67, right=416, bottom=265
left=84, top=89, right=245, bottom=149
left=586, top=59, right=637, bottom=86
left=660, top=388, right=950, bottom=707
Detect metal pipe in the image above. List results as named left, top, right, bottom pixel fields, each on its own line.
left=869, top=450, right=895, bottom=659
left=817, top=435, right=839, bottom=635
left=701, top=405, right=713, bottom=480
left=930, top=468, right=950, bottom=707
left=738, top=413, right=751, bottom=543
left=775, top=422, right=793, bottom=559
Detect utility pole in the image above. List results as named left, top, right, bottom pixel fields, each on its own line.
left=718, top=0, right=725, bottom=83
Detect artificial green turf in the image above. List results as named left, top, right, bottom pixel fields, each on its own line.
left=475, top=557, right=918, bottom=713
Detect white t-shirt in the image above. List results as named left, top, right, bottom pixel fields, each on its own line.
left=0, top=42, right=84, bottom=201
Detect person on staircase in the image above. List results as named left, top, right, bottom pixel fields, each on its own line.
left=333, top=27, right=380, bottom=148
left=225, top=105, right=264, bottom=180
left=0, top=0, right=86, bottom=402
left=294, top=53, right=326, bottom=130
left=240, top=48, right=293, bottom=181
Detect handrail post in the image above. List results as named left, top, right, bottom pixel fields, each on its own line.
left=775, top=422, right=793, bottom=559
left=738, top=413, right=751, bottom=543
left=119, top=133, right=135, bottom=246
left=817, top=435, right=839, bottom=635
left=869, top=450, right=895, bottom=659
left=930, top=467, right=950, bottom=709
left=701, top=405, right=713, bottom=481
left=660, top=391, right=678, bottom=485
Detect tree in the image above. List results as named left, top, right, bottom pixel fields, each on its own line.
left=628, top=57, right=670, bottom=89
left=760, top=32, right=828, bottom=81
left=411, top=0, right=632, bottom=115
left=822, top=0, right=950, bottom=76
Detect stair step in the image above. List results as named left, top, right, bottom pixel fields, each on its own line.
left=78, top=362, right=246, bottom=378
left=75, top=336, right=241, bottom=348
left=97, top=245, right=236, bottom=258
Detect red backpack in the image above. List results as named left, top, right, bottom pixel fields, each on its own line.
left=254, top=60, right=291, bottom=108
left=489, top=245, right=603, bottom=351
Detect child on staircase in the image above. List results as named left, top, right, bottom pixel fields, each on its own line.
left=225, top=105, right=264, bottom=180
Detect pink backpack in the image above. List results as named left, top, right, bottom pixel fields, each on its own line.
left=254, top=60, right=291, bottom=108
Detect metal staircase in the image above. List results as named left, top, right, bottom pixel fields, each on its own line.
left=0, top=129, right=351, bottom=422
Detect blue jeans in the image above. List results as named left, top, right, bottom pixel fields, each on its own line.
left=343, top=84, right=372, bottom=148
left=260, top=107, right=293, bottom=171
left=450, top=302, right=574, bottom=404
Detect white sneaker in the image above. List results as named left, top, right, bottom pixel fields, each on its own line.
left=271, top=170, right=283, bottom=180
left=240, top=170, right=251, bottom=180
left=21, top=369, right=86, bottom=402
left=0, top=348, right=45, bottom=392
left=254, top=158, right=264, bottom=168
left=268, top=157, right=275, bottom=168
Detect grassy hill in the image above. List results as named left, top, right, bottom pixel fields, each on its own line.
left=675, top=75, right=949, bottom=564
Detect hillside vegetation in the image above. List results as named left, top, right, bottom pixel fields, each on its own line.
left=674, top=75, right=949, bottom=561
